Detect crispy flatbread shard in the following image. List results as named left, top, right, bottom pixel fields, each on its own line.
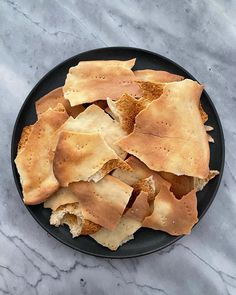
left=112, top=156, right=170, bottom=193
left=90, top=189, right=150, bottom=251
left=199, top=103, right=208, bottom=123
left=194, top=170, right=219, bottom=191
left=125, top=191, right=151, bottom=222
left=205, top=125, right=214, bottom=131
left=134, top=69, right=184, bottom=83
left=15, top=105, right=69, bottom=205
left=159, top=172, right=194, bottom=199
left=90, top=216, right=141, bottom=251
left=63, top=59, right=141, bottom=105
left=44, top=187, right=78, bottom=211
left=88, top=159, right=132, bottom=183
left=53, top=131, right=120, bottom=186
left=17, top=125, right=33, bottom=153
left=49, top=202, right=101, bottom=236
left=70, top=175, right=133, bottom=230
left=137, top=81, right=165, bottom=103
left=133, top=176, right=156, bottom=203
left=81, top=220, right=101, bottom=235
left=118, top=80, right=210, bottom=178
left=52, top=104, right=127, bottom=159
left=143, top=186, right=198, bottom=235
left=35, top=87, right=85, bottom=118
left=50, top=203, right=83, bottom=238
left=107, top=94, right=145, bottom=133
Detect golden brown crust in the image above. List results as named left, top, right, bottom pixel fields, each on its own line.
left=107, top=94, right=145, bottom=133
left=53, top=131, right=119, bottom=186
left=134, top=70, right=184, bottom=83
left=69, top=175, right=133, bottom=230
left=17, top=125, right=33, bottom=153
left=159, top=172, right=194, bottom=199
left=199, top=103, right=208, bottom=123
left=51, top=104, right=127, bottom=159
left=81, top=220, right=101, bottom=235
left=143, top=186, right=198, bottom=235
left=133, top=177, right=156, bottom=203
left=118, top=80, right=210, bottom=178
left=89, top=158, right=132, bottom=183
left=15, top=105, right=69, bottom=205
left=125, top=191, right=150, bottom=222
left=137, top=81, right=165, bottom=103
left=63, top=59, right=142, bottom=105
left=35, top=87, right=85, bottom=118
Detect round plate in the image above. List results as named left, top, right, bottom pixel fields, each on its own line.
left=11, top=47, right=225, bottom=258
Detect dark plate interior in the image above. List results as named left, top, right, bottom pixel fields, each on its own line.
left=11, top=47, right=225, bottom=258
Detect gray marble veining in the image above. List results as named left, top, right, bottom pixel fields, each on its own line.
left=0, top=0, right=235, bottom=294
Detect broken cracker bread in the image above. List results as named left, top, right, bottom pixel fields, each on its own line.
left=118, top=79, right=210, bottom=178
left=15, top=104, right=69, bottom=205
left=143, top=186, right=198, bottom=235
left=53, top=131, right=120, bottom=186
left=36, top=87, right=85, bottom=118
left=70, top=175, right=133, bottom=230
left=63, top=59, right=141, bottom=105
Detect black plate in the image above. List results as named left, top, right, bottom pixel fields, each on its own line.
left=11, top=47, right=225, bottom=258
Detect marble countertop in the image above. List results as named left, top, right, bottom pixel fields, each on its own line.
left=0, top=0, right=235, bottom=294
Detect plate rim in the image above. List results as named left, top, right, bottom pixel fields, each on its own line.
left=11, top=46, right=225, bottom=258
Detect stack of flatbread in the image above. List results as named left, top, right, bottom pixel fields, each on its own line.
left=15, top=59, right=219, bottom=251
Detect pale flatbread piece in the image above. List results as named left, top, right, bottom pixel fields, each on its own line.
left=53, top=131, right=120, bottom=186
left=63, top=59, right=141, bottom=105
left=143, top=186, right=198, bottom=235
left=118, top=79, right=210, bottom=178
left=52, top=104, right=127, bottom=159
left=15, top=105, right=69, bottom=205
left=112, top=156, right=170, bottom=192
left=70, top=175, right=133, bottom=230
left=90, top=216, right=141, bottom=251
left=35, top=87, right=85, bottom=118
left=134, top=69, right=184, bottom=83
left=44, top=187, right=78, bottom=211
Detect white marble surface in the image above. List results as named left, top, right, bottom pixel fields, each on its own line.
left=0, top=0, right=235, bottom=294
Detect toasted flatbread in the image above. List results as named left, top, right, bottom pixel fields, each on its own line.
left=107, top=94, right=145, bottom=133
left=52, top=104, right=127, bottom=159
left=63, top=59, right=141, bottom=105
left=44, top=187, right=78, bottom=211
left=125, top=191, right=150, bottom=222
left=112, top=156, right=170, bottom=193
left=49, top=201, right=101, bottom=236
left=70, top=175, right=133, bottom=230
left=143, top=186, right=198, bottom=235
left=159, top=172, right=194, bottom=198
left=199, top=103, right=208, bottom=123
left=15, top=105, right=69, bottom=205
left=35, top=87, right=85, bottom=118
left=50, top=203, right=83, bottom=238
left=53, top=131, right=120, bottom=186
left=90, top=216, right=141, bottom=251
left=134, top=69, right=184, bottom=83
left=132, top=176, right=156, bottom=203
left=194, top=170, right=219, bottom=191
left=118, top=80, right=210, bottom=178
left=17, top=125, right=33, bottom=153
